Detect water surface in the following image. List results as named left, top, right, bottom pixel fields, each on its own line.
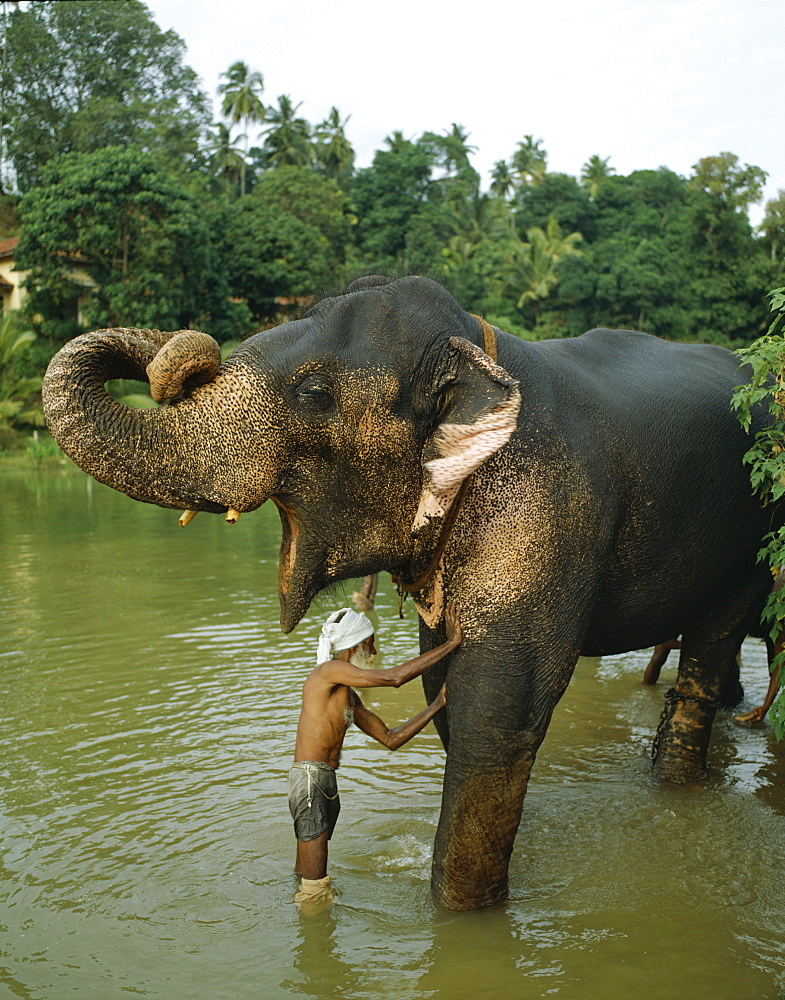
left=1, top=463, right=784, bottom=999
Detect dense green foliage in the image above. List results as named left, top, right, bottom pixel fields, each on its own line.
left=3, top=0, right=210, bottom=191
left=222, top=166, right=354, bottom=316
left=0, top=312, right=43, bottom=435
left=2, top=0, right=785, bottom=416
left=732, top=289, right=785, bottom=739
left=15, top=147, right=249, bottom=341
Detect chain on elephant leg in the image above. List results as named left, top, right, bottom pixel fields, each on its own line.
left=650, top=687, right=720, bottom=783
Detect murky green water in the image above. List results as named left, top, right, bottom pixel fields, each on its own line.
left=1, top=462, right=784, bottom=999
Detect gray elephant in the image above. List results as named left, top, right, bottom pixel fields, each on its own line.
left=42, top=275, right=782, bottom=911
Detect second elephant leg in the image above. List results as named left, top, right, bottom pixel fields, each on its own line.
left=651, top=637, right=740, bottom=783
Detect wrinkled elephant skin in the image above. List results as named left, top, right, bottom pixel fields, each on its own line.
left=42, top=276, right=782, bottom=911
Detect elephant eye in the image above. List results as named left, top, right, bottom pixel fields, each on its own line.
left=294, top=374, right=332, bottom=409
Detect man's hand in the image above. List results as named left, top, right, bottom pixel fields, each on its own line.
left=318, top=602, right=462, bottom=691
left=444, top=601, right=462, bottom=648
left=435, top=683, right=447, bottom=709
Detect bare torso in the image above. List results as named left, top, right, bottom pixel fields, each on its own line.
left=293, top=666, right=358, bottom=768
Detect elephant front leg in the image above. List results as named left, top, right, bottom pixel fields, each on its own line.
left=428, top=645, right=549, bottom=910
left=431, top=740, right=535, bottom=910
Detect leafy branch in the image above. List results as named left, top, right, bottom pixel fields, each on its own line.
left=732, top=287, right=785, bottom=738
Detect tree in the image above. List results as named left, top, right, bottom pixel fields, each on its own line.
left=515, top=172, right=595, bottom=242
left=490, top=160, right=515, bottom=200
left=689, top=152, right=767, bottom=213
left=510, top=135, right=548, bottom=187
left=314, top=107, right=354, bottom=185
left=223, top=166, right=353, bottom=319
left=438, top=193, right=517, bottom=315
left=421, top=125, right=478, bottom=179
left=683, top=154, right=768, bottom=342
left=592, top=234, right=682, bottom=333
left=731, top=287, right=785, bottom=739
left=260, top=95, right=314, bottom=169
left=351, top=136, right=438, bottom=266
left=206, top=122, right=247, bottom=195
left=759, top=191, right=785, bottom=264
left=442, top=193, right=512, bottom=261
left=580, top=155, right=616, bottom=199
left=16, top=147, right=247, bottom=340
left=4, top=0, right=210, bottom=191
left=0, top=312, right=43, bottom=430
left=500, top=216, right=583, bottom=320
left=217, top=61, right=265, bottom=197
left=384, top=131, right=411, bottom=155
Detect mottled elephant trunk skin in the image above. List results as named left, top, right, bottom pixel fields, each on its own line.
left=146, top=331, right=222, bottom=403
left=43, top=328, right=280, bottom=514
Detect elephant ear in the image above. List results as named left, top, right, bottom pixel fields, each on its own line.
left=413, top=337, right=521, bottom=530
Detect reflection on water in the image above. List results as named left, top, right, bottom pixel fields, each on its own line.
left=1, top=463, right=784, bottom=1000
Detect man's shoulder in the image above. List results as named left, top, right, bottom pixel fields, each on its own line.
left=305, top=659, right=351, bottom=686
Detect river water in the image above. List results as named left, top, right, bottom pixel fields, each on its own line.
left=1, top=462, right=784, bottom=1000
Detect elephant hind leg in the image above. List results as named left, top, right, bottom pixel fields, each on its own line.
left=651, top=634, right=742, bottom=783
left=642, top=639, right=681, bottom=685
left=351, top=573, right=378, bottom=611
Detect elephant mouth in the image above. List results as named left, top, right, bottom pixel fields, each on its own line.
left=273, top=499, right=299, bottom=597
left=272, top=499, right=314, bottom=633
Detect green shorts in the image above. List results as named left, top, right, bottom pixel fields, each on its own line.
left=288, top=761, right=341, bottom=842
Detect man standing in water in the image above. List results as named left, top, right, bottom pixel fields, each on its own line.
left=289, top=602, right=462, bottom=902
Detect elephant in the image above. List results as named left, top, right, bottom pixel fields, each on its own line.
left=42, top=274, right=783, bottom=911
left=642, top=571, right=785, bottom=724
left=351, top=573, right=379, bottom=611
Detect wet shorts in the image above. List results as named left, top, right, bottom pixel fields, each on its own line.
left=288, top=761, right=341, bottom=842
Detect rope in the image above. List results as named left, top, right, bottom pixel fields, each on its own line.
left=471, top=314, right=498, bottom=362
left=290, top=761, right=339, bottom=807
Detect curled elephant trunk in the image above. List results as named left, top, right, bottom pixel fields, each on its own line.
left=146, top=330, right=222, bottom=403
left=43, top=327, right=283, bottom=515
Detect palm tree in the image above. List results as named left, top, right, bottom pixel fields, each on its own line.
left=384, top=130, right=412, bottom=155
left=206, top=122, right=246, bottom=194
left=438, top=123, right=477, bottom=175
left=261, top=95, right=313, bottom=168
left=217, top=61, right=265, bottom=196
left=511, top=135, right=548, bottom=187
left=490, top=159, right=515, bottom=199
left=442, top=192, right=512, bottom=269
left=314, top=107, right=354, bottom=183
left=0, top=312, right=44, bottom=428
left=581, top=154, right=615, bottom=199
left=760, top=190, right=785, bottom=262
left=501, top=216, right=583, bottom=319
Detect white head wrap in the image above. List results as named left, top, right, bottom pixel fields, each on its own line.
left=317, top=608, right=375, bottom=665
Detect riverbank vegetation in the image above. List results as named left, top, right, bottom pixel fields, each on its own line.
left=1, top=1, right=784, bottom=444
left=732, top=288, right=785, bottom=737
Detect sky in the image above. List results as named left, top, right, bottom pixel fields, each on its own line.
left=143, top=0, right=784, bottom=222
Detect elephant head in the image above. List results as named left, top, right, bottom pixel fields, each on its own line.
left=43, top=277, right=521, bottom=632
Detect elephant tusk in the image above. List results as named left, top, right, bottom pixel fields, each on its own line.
left=226, top=508, right=241, bottom=524
left=179, top=509, right=198, bottom=527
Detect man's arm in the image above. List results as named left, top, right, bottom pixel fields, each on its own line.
left=317, top=601, right=462, bottom=690
left=351, top=685, right=446, bottom=750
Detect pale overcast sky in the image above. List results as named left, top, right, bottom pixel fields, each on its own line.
left=144, top=0, right=784, bottom=221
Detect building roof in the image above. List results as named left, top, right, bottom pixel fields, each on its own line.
left=0, top=236, right=19, bottom=258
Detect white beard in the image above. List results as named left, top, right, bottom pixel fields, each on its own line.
left=349, top=648, right=376, bottom=669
